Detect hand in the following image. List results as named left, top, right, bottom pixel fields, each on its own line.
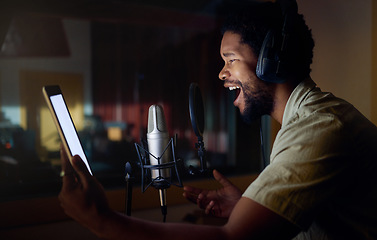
left=58, top=147, right=111, bottom=231
left=183, top=169, right=242, bottom=218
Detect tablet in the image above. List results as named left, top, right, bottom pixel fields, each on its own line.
left=42, top=85, right=93, bottom=175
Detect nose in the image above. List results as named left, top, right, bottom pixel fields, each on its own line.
left=219, top=66, right=230, bottom=81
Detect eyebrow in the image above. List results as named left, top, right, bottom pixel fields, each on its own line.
left=223, top=52, right=236, bottom=58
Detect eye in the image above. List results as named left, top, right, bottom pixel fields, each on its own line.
left=228, top=59, right=237, bottom=64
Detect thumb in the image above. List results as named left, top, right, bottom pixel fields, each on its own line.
left=213, top=169, right=234, bottom=188
left=71, top=155, right=92, bottom=187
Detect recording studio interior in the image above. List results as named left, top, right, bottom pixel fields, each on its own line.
left=0, top=0, right=375, bottom=239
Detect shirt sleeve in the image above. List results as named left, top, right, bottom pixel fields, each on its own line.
left=243, top=113, right=352, bottom=229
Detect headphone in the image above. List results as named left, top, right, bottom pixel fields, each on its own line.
left=256, top=0, right=298, bottom=83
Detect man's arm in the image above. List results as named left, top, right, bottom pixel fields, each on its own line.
left=59, top=153, right=300, bottom=240
left=224, top=197, right=301, bottom=239
left=85, top=195, right=300, bottom=240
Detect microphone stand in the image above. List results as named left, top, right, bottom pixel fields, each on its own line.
left=196, top=136, right=207, bottom=173
left=125, top=162, right=133, bottom=216
left=159, top=189, right=167, bottom=222
left=189, top=135, right=207, bottom=175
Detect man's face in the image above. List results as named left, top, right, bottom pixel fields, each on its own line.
left=219, top=31, right=274, bottom=123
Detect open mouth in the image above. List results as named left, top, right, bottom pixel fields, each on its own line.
left=228, top=86, right=241, bottom=104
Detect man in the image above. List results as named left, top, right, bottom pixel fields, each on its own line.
left=59, top=1, right=377, bottom=239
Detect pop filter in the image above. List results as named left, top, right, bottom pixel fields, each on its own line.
left=188, top=82, right=207, bottom=174
left=189, top=83, right=205, bottom=138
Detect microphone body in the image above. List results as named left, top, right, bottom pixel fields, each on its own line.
left=147, top=104, right=172, bottom=220
left=147, top=104, right=172, bottom=187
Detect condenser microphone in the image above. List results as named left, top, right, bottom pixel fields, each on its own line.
left=147, top=104, right=172, bottom=220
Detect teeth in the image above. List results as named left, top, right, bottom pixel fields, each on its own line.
left=228, top=86, right=240, bottom=91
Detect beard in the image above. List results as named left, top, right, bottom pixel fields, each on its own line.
left=241, top=81, right=274, bottom=124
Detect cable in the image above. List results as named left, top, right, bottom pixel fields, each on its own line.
left=259, top=126, right=268, bottom=169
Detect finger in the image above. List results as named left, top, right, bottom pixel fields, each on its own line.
left=183, top=192, right=198, bottom=204
left=70, top=155, right=92, bottom=189
left=197, top=193, right=210, bottom=209
left=213, top=169, right=234, bottom=188
left=204, top=200, right=215, bottom=215
left=60, top=145, right=75, bottom=173
left=183, top=186, right=204, bottom=204
left=183, top=185, right=203, bottom=196
left=60, top=147, right=77, bottom=191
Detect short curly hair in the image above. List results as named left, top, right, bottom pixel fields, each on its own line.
left=220, top=1, right=314, bottom=81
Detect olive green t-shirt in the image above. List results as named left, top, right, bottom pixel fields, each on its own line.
left=243, top=78, right=377, bottom=239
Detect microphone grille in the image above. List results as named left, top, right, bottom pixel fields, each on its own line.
left=147, top=104, right=167, bottom=133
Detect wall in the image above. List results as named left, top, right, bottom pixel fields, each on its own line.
left=372, top=0, right=377, bottom=123
left=0, top=19, right=92, bottom=124
left=0, top=2, right=374, bottom=144
left=298, top=0, right=372, bottom=120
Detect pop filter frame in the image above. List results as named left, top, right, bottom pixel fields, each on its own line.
left=189, top=83, right=205, bottom=138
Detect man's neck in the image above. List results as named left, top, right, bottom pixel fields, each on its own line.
left=270, top=82, right=297, bottom=125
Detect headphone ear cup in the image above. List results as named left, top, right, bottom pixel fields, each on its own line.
left=256, top=30, right=286, bottom=83
left=256, top=30, right=274, bottom=81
